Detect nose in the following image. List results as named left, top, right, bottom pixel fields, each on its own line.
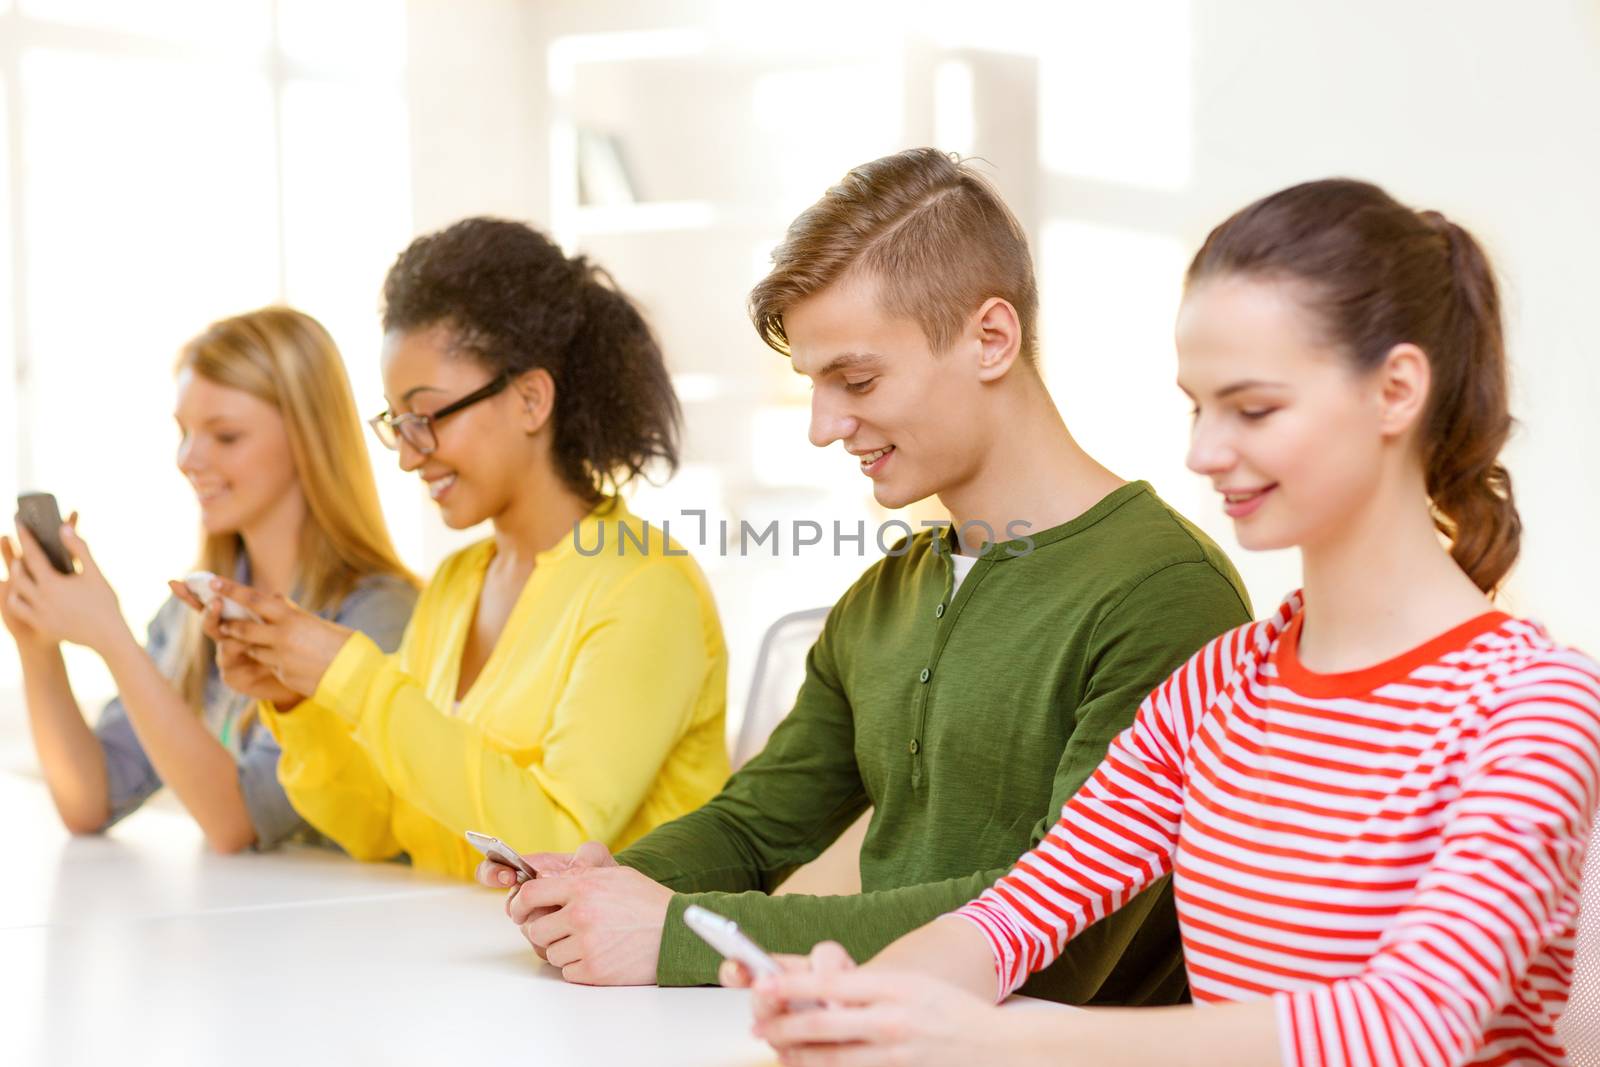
left=176, top=434, right=203, bottom=475
left=397, top=436, right=426, bottom=473
left=808, top=390, right=858, bottom=449
left=1185, top=413, right=1237, bottom=478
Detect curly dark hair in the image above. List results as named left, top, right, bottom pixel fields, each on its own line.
left=381, top=217, right=680, bottom=501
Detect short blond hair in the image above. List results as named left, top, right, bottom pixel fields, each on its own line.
left=749, top=148, right=1038, bottom=364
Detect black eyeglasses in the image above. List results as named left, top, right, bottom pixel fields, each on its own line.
left=368, top=376, right=509, bottom=455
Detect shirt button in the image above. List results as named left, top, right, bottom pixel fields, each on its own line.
left=919, top=668, right=930, bottom=683
left=935, top=603, right=945, bottom=618
left=909, top=739, right=920, bottom=755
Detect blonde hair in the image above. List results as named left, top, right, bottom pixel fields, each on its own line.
left=172, top=307, right=418, bottom=709
left=749, top=148, right=1040, bottom=365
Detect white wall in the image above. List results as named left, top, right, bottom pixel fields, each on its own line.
left=512, top=0, right=1600, bottom=680
left=1029, top=0, right=1600, bottom=647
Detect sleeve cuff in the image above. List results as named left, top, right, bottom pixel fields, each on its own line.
left=655, top=893, right=726, bottom=987
left=309, top=631, right=387, bottom=729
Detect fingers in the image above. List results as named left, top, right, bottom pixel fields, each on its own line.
left=202, top=601, right=227, bottom=643
left=524, top=851, right=578, bottom=877
left=57, top=525, right=98, bottom=578
left=476, top=857, right=522, bottom=889
left=11, top=524, right=43, bottom=580
left=522, top=907, right=574, bottom=953
left=571, top=840, right=616, bottom=868
left=755, top=969, right=896, bottom=1011
left=720, top=959, right=756, bottom=988
left=217, top=616, right=276, bottom=649
left=5, top=584, right=39, bottom=628
left=208, top=576, right=287, bottom=620
left=506, top=875, right=579, bottom=923
left=168, top=579, right=206, bottom=613
left=543, top=931, right=584, bottom=970
left=758, top=1003, right=896, bottom=1053
left=810, top=941, right=857, bottom=975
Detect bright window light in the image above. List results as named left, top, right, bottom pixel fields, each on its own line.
left=18, top=0, right=270, bottom=44
left=279, top=77, right=416, bottom=564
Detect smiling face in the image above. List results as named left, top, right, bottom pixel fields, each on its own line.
left=784, top=273, right=992, bottom=510
left=174, top=369, right=301, bottom=536
left=1177, top=275, right=1403, bottom=553
left=378, top=324, right=542, bottom=529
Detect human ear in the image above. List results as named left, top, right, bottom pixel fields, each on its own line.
left=514, top=368, right=556, bottom=435
left=972, top=297, right=1022, bottom=383
left=1375, top=342, right=1431, bottom=438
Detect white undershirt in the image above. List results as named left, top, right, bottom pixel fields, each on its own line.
left=950, top=551, right=979, bottom=592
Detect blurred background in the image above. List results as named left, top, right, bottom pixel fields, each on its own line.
left=0, top=0, right=1596, bottom=760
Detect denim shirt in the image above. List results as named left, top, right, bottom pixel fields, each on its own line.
left=94, top=565, right=416, bottom=848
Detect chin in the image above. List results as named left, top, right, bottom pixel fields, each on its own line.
left=1231, top=517, right=1299, bottom=553
left=872, top=479, right=932, bottom=511
left=437, top=499, right=489, bottom=530
left=198, top=507, right=243, bottom=537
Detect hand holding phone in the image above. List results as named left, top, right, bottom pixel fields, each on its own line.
left=16, top=493, right=74, bottom=574
left=182, top=571, right=264, bottom=623
left=465, top=830, right=538, bottom=883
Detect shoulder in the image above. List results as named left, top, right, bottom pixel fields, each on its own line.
left=1173, top=592, right=1300, bottom=696
left=1475, top=620, right=1600, bottom=719
left=1084, top=484, right=1248, bottom=595
left=333, top=571, right=419, bottom=624
left=580, top=511, right=717, bottom=616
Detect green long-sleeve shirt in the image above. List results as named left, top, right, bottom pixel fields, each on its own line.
left=619, top=481, right=1252, bottom=1003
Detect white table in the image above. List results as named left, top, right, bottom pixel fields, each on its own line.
left=0, top=771, right=780, bottom=1066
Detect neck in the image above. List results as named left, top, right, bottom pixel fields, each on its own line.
left=238, top=490, right=308, bottom=597
left=936, top=374, right=1124, bottom=549
left=1297, top=469, right=1490, bottom=672
left=491, top=468, right=595, bottom=569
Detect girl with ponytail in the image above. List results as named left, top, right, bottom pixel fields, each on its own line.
left=175, top=218, right=729, bottom=880
left=738, top=180, right=1600, bottom=1067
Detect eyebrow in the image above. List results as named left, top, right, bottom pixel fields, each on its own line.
left=1178, top=378, right=1289, bottom=399
left=797, top=352, right=881, bottom=378
left=399, top=384, right=446, bottom=403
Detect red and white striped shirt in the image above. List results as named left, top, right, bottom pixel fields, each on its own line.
left=957, top=593, right=1600, bottom=1067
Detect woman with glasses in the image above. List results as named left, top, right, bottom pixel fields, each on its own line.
left=1, top=307, right=417, bottom=851
left=182, top=218, right=731, bottom=880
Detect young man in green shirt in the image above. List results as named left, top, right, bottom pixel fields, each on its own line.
left=477, top=148, right=1252, bottom=1005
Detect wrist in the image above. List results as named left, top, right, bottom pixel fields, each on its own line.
left=94, top=621, right=143, bottom=672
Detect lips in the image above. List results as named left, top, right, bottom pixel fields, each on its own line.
left=1220, top=484, right=1276, bottom=519
left=191, top=485, right=229, bottom=504
left=424, top=473, right=457, bottom=501
left=854, top=444, right=895, bottom=476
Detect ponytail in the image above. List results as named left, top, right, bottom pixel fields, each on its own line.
left=1416, top=215, right=1521, bottom=594
left=555, top=257, right=681, bottom=500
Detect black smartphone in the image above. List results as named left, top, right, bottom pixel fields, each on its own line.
left=16, top=493, right=74, bottom=574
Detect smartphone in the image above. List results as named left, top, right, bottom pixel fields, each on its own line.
left=16, top=493, right=74, bottom=574
left=683, top=905, right=821, bottom=1011
left=465, top=830, right=538, bottom=883
left=182, top=571, right=264, bottom=623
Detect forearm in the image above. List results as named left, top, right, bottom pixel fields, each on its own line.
left=19, top=643, right=109, bottom=832
left=263, top=700, right=402, bottom=860
left=868, top=915, right=998, bottom=1002
left=1014, top=999, right=1282, bottom=1067
left=99, top=629, right=255, bottom=852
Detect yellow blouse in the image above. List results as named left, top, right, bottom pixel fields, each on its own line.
left=261, top=500, right=730, bottom=879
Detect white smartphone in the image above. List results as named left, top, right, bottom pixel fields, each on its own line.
left=182, top=571, right=263, bottom=623
left=682, top=905, right=823, bottom=1012
left=465, top=830, right=537, bottom=883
